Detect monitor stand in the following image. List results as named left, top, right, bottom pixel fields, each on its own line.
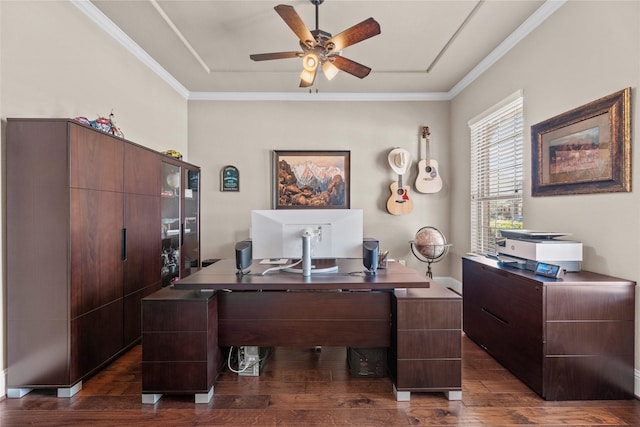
left=283, top=230, right=340, bottom=276
left=283, top=258, right=339, bottom=275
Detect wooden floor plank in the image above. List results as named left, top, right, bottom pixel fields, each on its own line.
left=1, top=335, right=639, bottom=426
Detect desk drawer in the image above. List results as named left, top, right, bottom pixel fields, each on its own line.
left=218, top=291, right=391, bottom=347
left=396, top=330, right=461, bottom=359
left=395, top=360, right=461, bottom=390
left=142, top=332, right=207, bottom=361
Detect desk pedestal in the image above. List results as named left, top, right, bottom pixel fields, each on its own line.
left=141, top=288, right=222, bottom=404
left=390, top=285, right=462, bottom=401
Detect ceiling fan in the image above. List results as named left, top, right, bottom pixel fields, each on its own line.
left=249, top=0, right=381, bottom=88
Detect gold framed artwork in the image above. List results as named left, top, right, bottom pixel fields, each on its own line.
left=273, top=150, right=350, bottom=209
left=531, top=87, right=631, bottom=196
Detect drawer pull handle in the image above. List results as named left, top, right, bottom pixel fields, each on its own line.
left=482, top=307, right=508, bottom=325
left=481, top=265, right=509, bottom=278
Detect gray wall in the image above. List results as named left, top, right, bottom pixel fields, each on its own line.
left=450, top=0, right=640, bottom=379
left=188, top=100, right=452, bottom=275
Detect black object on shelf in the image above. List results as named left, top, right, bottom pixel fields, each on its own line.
left=202, top=259, right=220, bottom=268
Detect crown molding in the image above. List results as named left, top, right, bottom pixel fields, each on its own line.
left=72, top=0, right=565, bottom=102
left=188, top=91, right=451, bottom=102
left=449, top=0, right=566, bottom=98
left=70, top=0, right=190, bottom=99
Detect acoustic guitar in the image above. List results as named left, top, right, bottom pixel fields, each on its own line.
left=415, top=126, right=443, bottom=193
left=386, top=148, right=414, bottom=215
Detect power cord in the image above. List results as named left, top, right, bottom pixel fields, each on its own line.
left=260, top=258, right=303, bottom=275
left=226, top=346, right=272, bottom=374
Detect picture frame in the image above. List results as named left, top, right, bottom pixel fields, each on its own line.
left=531, top=87, right=631, bottom=196
left=220, top=165, right=239, bottom=192
left=273, top=150, right=350, bottom=209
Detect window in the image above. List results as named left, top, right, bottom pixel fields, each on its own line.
left=469, top=91, right=524, bottom=255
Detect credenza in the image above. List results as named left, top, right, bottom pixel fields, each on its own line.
left=462, top=255, right=635, bottom=400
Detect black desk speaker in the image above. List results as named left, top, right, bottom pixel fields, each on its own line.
left=235, top=240, right=252, bottom=272
left=363, top=238, right=379, bottom=273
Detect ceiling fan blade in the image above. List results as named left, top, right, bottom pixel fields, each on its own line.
left=330, top=56, right=372, bottom=79
left=250, top=51, right=303, bottom=61
left=274, top=4, right=316, bottom=48
left=325, top=17, right=381, bottom=52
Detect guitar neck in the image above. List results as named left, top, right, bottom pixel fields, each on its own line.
left=421, top=126, right=431, bottom=163
left=398, top=173, right=403, bottom=188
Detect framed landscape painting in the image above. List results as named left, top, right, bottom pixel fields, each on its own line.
left=272, top=150, right=350, bottom=209
left=531, top=88, right=631, bottom=196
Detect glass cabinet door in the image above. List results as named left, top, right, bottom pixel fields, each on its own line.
left=161, top=162, right=181, bottom=286
left=182, top=168, right=200, bottom=277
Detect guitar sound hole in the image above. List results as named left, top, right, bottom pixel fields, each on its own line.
left=425, top=166, right=432, bottom=173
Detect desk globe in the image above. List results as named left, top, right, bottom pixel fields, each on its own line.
left=410, top=226, right=451, bottom=278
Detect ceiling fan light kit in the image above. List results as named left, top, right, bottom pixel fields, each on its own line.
left=250, top=0, right=381, bottom=88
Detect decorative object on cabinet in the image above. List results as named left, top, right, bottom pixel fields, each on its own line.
left=249, top=0, right=381, bottom=88
left=221, top=165, right=240, bottom=192
left=409, top=226, right=451, bottom=278
left=5, top=118, right=165, bottom=397
left=415, top=126, right=443, bottom=194
left=74, top=111, right=124, bottom=138
left=386, top=148, right=413, bottom=215
left=531, top=87, right=631, bottom=196
left=273, top=150, right=350, bottom=209
left=161, top=149, right=183, bottom=160
left=462, top=255, right=635, bottom=400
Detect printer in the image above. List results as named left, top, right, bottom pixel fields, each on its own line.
left=496, top=230, right=582, bottom=272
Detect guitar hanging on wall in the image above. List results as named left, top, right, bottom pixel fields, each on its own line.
left=386, top=148, right=414, bottom=215
left=415, top=126, right=443, bottom=193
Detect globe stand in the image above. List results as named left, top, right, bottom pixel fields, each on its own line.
left=410, top=242, right=452, bottom=278
left=409, top=226, right=451, bottom=279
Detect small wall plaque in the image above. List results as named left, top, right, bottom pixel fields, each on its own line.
left=221, top=165, right=239, bottom=192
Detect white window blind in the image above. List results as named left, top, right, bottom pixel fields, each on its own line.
left=469, top=92, right=524, bottom=255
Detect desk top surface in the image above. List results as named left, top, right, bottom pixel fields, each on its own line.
left=174, top=259, right=431, bottom=291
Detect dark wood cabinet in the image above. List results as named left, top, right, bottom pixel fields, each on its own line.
left=141, top=287, right=222, bottom=404
left=6, top=118, right=197, bottom=397
left=389, top=283, right=462, bottom=401
left=462, top=255, right=635, bottom=400
left=161, top=160, right=201, bottom=285
left=123, top=143, right=163, bottom=347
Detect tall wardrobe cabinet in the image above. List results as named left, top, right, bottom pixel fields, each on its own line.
left=6, top=118, right=199, bottom=397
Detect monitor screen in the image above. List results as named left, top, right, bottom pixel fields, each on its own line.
left=251, top=209, right=363, bottom=260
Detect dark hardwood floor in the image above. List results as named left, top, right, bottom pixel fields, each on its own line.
left=1, top=335, right=639, bottom=426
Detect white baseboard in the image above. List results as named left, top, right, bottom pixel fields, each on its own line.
left=1, top=368, right=6, bottom=399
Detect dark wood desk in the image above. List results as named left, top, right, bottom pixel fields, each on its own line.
left=142, top=259, right=462, bottom=403
left=174, top=258, right=432, bottom=291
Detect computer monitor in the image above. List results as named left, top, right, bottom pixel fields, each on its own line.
left=251, top=209, right=363, bottom=274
